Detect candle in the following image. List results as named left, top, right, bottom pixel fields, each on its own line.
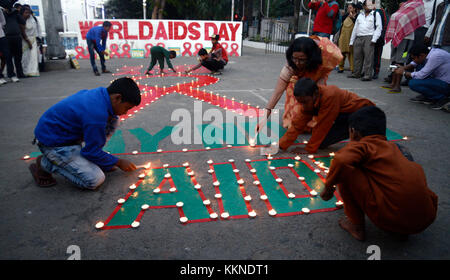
left=276, top=178, right=283, bottom=183
left=95, top=221, right=104, bottom=229
left=215, top=193, right=222, bottom=199
left=157, top=149, right=163, bottom=153
left=308, top=155, right=314, bottom=159
left=227, top=144, right=232, bottom=148
left=221, top=212, right=230, bottom=219
left=182, top=162, right=189, bottom=167
left=207, top=160, right=213, bottom=164
left=176, top=202, right=184, bottom=207
left=213, top=181, right=220, bottom=186
left=298, top=176, right=305, bottom=181
left=260, top=194, right=268, bottom=200
left=165, top=173, right=171, bottom=178
left=329, top=152, right=335, bottom=157
left=129, top=184, right=137, bottom=190
left=153, top=188, right=161, bottom=193
left=169, top=187, right=176, bottom=192
left=295, top=156, right=301, bottom=160
left=23, top=155, right=30, bottom=160
left=245, top=159, right=251, bottom=162
left=248, top=211, right=257, bottom=218
left=138, top=173, right=146, bottom=179
left=163, top=164, right=169, bottom=168
left=268, top=209, right=277, bottom=216
left=310, top=190, right=318, bottom=196
left=253, top=180, right=260, bottom=185
left=314, top=169, right=321, bottom=173
left=288, top=193, right=295, bottom=199
left=302, top=207, right=310, bottom=214
left=403, top=136, right=408, bottom=140
left=210, top=213, right=218, bottom=219
left=237, top=179, right=244, bottom=185
left=131, top=221, right=140, bottom=228
left=233, top=169, right=239, bottom=173
left=194, top=184, right=202, bottom=189
left=141, top=204, right=149, bottom=210
left=206, top=147, right=211, bottom=150
left=203, top=199, right=211, bottom=205
left=208, top=169, right=214, bottom=174
left=336, top=201, right=344, bottom=207
left=182, top=148, right=188, bottom=152
left=187, top=171, right=195, bottom=176
left=228, top=159, right=235, bottom=163
left=180, top=217, right=188, bottom=223
left=303, top=140, right=308, bottom=144
left=244, top=195, right=252, bottom=201
left=117, top=198, right=125, bottom=204
left=250, top=169, right=256, bottom=173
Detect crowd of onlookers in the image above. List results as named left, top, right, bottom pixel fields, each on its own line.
left=0, top=1, right=43, bottom=86
left=309, top=0, right=450, bottom=112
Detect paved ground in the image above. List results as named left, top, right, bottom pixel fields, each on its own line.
left=0, top=46, right=449, bottom=260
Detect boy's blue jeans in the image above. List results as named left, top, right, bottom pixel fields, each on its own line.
left=37, top=117, right=119, bottom=189
left=409, top=78, right=450, bottom=101
left=86, top=39, right=106, bottom=72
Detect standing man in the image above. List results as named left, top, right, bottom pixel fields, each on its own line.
left=3, top=4, right=30, bottom=82
left=209, top=34, right=228, bottom=73
left=425, top=0, right=450, bottom=52
left=86, top=21, right=112, bottom=76
left=144, top=45, right=177, bottom=75
left=0, top=7, right=12, bottom=85
left=348, top=0, right=382, bottom=81
left=308, top=0, right=339, bottom=38
left=419, top=0, right=443, bottom=46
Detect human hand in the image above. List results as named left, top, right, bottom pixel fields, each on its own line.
left=320, top=186, right=335, bottom=201
left=116, top=159, right=137, bottom=172
left=394, top=66, right=404, bottom=75
left=27, top=40, right=32, bottom=49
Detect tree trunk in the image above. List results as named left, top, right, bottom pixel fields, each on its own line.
left=152, top=0, right=160, bottom=19
left=158, top=0, right=166, bottom=19
left=293, top=0, right=300, bottom=33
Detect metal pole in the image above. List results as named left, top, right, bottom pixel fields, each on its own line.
left=143, top=0, right=147, bottom=19
left=231, top=0, right=235, bottom=21
left=267, top=0, right=270, bottom=18
left=307, top=9, right=311, bottom=35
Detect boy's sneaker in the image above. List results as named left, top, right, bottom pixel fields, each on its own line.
left=430, top=97, right=450, bottom=110
left=10, top=76, right=20, bottom=83
left=409, top=95, right=433, bottom=105
left=0, top=78, right=7, bottom=85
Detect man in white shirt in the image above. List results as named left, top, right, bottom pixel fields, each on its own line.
left=348, top=0, right=382, bottom=81
left=419, top=0, right=443, bottom=45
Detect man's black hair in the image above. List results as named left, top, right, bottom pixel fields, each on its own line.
left=286, top=37, right=322, bottom=73
left=103, top=21, right=112, bottom=28
left=169, top=50, right=177, bottom=58
left=293, top=78, right=318, bottom=97
left=198, top=48, right=208, bottom=56
left=348, top=106, right=386, bottom=137
left=409, top=44, right=430, bottom=57
left=107, top=77, right=141, bottom=106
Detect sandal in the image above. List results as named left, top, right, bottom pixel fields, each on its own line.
left=29, top=160, right=57, bottom=187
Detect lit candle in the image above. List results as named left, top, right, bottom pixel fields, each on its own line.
left=180, top=217, right=188, bottom=223
left=176, top=202, right=184, bottom=207
left=329, top=152, right=335, bottom=157
left=233, top=169, right=239, bottom=173
left=182, top=162, right=189, bottom=167
left=210, top=213, right=218, bottom=219
left=227, top=144, right=232, bottom=148
left=165, top=173, right=171, bottom=178
left=203, top=199, right=211, bottom=205
left=276, top=178, right=283, bottom=183
left=129, top=184, right=137, bottom=190
left=303, top=140, right=308, bottom=144
left=163, top=164, right=169, bottom=168
left=244, top=195, right=252, bottom=201
left=187, top=171, right=195, bottom=176
left=95, top=221, right=104, bottom=229
left=260, top=194, right=268, bottom=200
left=117, top=198, right=125, bottom=204
left=314, top=169, right=321, bottom=173
left=245, top=159, right=251, bottom=162
left=302, top=207, right=310, bottom=214
left=141, top=204, right=149, bottom=210
left=157, top=149, right=163, bottom=153
left=213, top=181, right=220, bottom=186
left=295, top=155, right=301, bottom=160
left=310, top=190, right=318, bottom=196
left=206, top=147, right=211, bottom=150
left=194, top=184, right=202, bottom=189
left=268, top=209, right=277, bottom=216
left=237, top=179, right=244, bottom=185
left=248, top=211, right=257, bottom=218
left=228, top=159, right=235, bottom=163
left=208, top=169, right=214, bottom=174
left=169, top=187, right=176, bottom=192
left=131, top=221, right=140, bottom=228
left=182, top=148, right=188, bottom=152
left=336, top=201, right=344, bottom=207
left=221, top=212, right=230, bottom=219
left=207, top=159, right=213, bottom=164
left=308, top=155, right=314, bottom=159
left=288, top=193, right=295, bottom=199
left=23, top=155, right=30, bottom=160
left=153, top=188, right=161, bottom=193
left=253, top=180, right=260, bottom=185
left=215, top=193, right=222, bottom=199
left=250, top=169, right=256, bottom=173
left=298, top=176, right=305, bottom=181
left=138, top=173, right=146, bottom=179
left=403, top=136, right=408, bottom=140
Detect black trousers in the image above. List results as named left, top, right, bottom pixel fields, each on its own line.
left=6, top=35, right=24, bottom=78
left=201, top=58, right=225, bottom=72
left=0, top=36, right=14, bottom=78
left=319, top=113, right=352, bottom=149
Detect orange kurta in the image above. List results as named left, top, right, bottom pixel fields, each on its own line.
left=326, top=135, right=438, bottom=234
left=279, top=85, right=374, bottom=153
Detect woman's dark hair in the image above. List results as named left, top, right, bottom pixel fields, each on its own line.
left=293, top=78, right=318, bottom=97
left=169, top=50, right=177, bottom=57
left=198, top=48, right=208, bottom=56
left=107, top=77, right=141, bottom=106
left=349, top=106, right=386, bottom=137
left=103, top=21, right=112, bottom=28
left=286, top=37, right=322, bottom=72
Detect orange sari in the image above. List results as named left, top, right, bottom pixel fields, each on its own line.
left=282, top=36, right=343, bottom=129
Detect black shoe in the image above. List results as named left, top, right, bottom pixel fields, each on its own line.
left=94, top=71, right=100, bottom=76
left=102, top=69, right=111, bottom=73
left=431, top=97, right=450, bottom=110
left=372, top=73, right=378, bottom=79
left=401, top=80, right=409, bottom=87
left=347, top=74, right=360, bottom=78
left=361, top=77, right=372, bottom=81
left=409, top=95, right=433, bottom=104
left=337, top=69, right=344, bottom=73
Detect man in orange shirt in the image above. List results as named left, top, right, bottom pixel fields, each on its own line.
left=321, top=106, right=438, bottom=241
left=279, top=78, right=374, bottom=153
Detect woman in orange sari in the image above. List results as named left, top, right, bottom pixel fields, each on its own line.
left=260, top=36, right=343, bottom=130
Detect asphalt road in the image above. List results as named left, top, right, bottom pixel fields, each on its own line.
left=0, top=47, right=448, bottom=260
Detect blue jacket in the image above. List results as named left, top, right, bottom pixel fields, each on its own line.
left=86, top=25, right=108, bottom=52
left=34, top=87, right=118, bottom=170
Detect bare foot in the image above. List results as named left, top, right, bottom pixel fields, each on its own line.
left=339, top=216, right=366, bottom=241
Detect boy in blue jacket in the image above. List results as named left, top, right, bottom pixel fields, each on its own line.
left=86, top=21, right=112, bottom=76
left=29, top=77, right=140, bottom=189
